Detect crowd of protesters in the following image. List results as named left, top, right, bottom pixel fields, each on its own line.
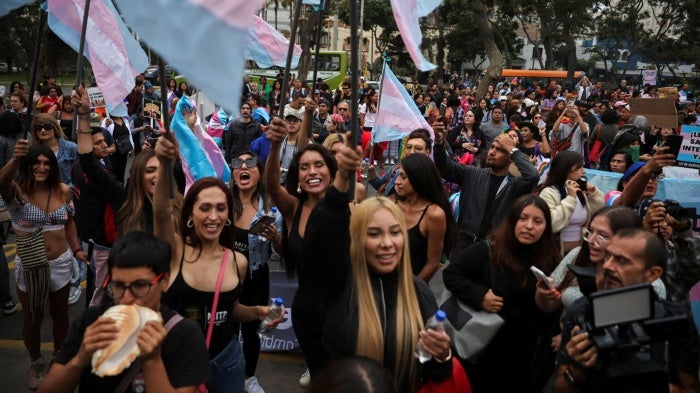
left=0, top=67, right=698, bottom=393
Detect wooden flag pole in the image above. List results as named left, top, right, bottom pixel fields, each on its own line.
left=348, top=0, right=359, bottom=199
left=157, top=57, right=174, bottom=198
left=277, top=0, right=304, bottom=119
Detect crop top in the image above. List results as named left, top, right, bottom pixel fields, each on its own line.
left=9, top=194, right=74, bottom=232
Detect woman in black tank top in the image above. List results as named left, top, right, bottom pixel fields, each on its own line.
left=393, top=154, right=455, bottom=281
left=154, top=133, right=284, bottom=393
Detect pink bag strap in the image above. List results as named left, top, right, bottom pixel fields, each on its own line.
left=205, top=248, right=228, bottom=348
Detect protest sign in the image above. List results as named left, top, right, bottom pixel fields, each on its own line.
left=629, top=98, right=677, bottom=129
left=678, top=125, right=700, bottom=169
left=143, top=98, right=161, bottom=120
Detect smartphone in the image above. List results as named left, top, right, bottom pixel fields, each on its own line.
left=249, top=215, right=276, bottom=235
left=530, top=266, right=554, bottom=289
left=665, top=134, right=684, bottom=159
left=147, top=137, right=158, bottom=147
left=538, top=119, right=546, bottom=129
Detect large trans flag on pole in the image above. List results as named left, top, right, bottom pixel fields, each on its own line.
left=0, top=0, right=33, bottom=17
left=248, top=15, right=302, bottom=69
left=171, top=96, right=231, bottom=193
left=373, top=63, right=433, bottom=143
left=45, top=0, right=148, bottom=111
left=389, top=0, right=441, bottom=72
left=114, top=0, right=265, bottom=115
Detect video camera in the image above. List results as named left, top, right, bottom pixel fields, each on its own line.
left=565, top=265, right=691, bottom=393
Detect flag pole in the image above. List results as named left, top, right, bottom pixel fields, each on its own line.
left=25, top=7, right=47, bottom=139
left=277, top=0, right=304, bottom=118
left=307, top=0, right=325, bottom=139
left=69, top=0, right=92, bottom=142
left=347, top=0, right=359, bottom=199
left=369, top=60, right=388, bottom=164
left=157, top=56, right=174, bottom=198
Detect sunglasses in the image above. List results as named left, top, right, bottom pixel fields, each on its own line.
left=337, top=107, right=349, bottom=111
left=231, top=156, right=258, bottom=169
left=34, top=124, right=53, bottom=132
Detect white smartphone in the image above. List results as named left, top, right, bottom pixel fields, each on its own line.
left=530, top=266, right=554, bottom=289
left=538, top=119, right=546, bottom=129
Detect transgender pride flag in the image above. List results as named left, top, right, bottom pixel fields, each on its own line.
left=115, top=0, right=265, bottom=116
left=373, top=63, right=433, bottom=143
left=247, top=15, right=302, bottom=69
left=45, top=0, right=148, bottom=110
left=171, top=96, right=231, bottom=193
left=389, top=0, right=441, bottom=71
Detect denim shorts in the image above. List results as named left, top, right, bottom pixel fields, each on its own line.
left=207, top=337, right=245, bottom=393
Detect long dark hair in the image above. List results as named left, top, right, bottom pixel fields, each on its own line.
left=542, top=150, right=584, bottom=201
left=180, top=178, right=234, bottom=255
left=230, top=151, right=272, bottom=218
left=17, top=144, right=61, bottom=194
left=284, top=144, right=337, bottom=199
left=558, top=206, right=642, bottom=292
left=399, top=154, right=455, bottom=256
left=489, top=195, right=560, bottom=285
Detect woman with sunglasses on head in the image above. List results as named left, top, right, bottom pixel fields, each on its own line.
left=154, top=122, right=284, bottom=393
left=0, top=141, right=85, bottom=389
left=29, top=114, right=79, bottom=190
left=229, top=151, right=283, bottom=393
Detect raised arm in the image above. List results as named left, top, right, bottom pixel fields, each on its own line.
left=432, top=122, right=469, bottom=184
left=264, top=117, right=298, bottom=221
left=153, top=126, right=184, bottom=271
left=298, top=97, right=315, bottom=150
left=0, top=139, right=26, bottom=202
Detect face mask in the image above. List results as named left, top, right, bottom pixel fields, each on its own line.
left=623, top=146, right=640, bottom=162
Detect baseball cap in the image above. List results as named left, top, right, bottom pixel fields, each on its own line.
left=284, top=107, right=303, bottom=120
left=615, top=100, right=630, bottom=111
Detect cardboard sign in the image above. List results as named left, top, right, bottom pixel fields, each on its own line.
left=86, top=87, right=107, bottom=126
left=678, top=125, right=700, bottom=169
left=628, top=98, right=678, bottom=129
left=143, top=98, right=161, bottom=120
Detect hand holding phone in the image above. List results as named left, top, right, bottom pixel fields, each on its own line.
left=665, top=134, right=684, bottom=159
left=530, top=266, right=554, bottom=289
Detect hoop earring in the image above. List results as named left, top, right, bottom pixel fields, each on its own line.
left=296, top=183, right=302, bottom=194
left=186, top=219, right=193, bottom=228
left=225, top=219, right=232, bottom=226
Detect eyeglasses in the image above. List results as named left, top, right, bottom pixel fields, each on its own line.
left=337, top=107, right=349, bottom=112
left=107, top=273, right=165, bottom=299
left=231, top=156, right=258, bottom=169
left=34, top=124, right=53, bottom=132
left=581, top=227, right=610, bottom=247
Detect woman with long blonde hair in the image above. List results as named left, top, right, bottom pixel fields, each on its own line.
left=322, top=198, right=453, bottom=392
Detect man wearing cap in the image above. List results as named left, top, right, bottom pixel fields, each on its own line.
left=143, top=82, right=160, bottom=101
left=615, top=100, right=651, bottom=141
left=224, top=102, right=262, bottom=163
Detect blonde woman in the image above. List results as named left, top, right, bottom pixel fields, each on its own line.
left=322, top=197, right=453, bottom=392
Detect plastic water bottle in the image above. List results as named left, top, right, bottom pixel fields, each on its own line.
left=414, top=310, right=446, bottom=363
left=258, top=297, right=284, bottom=339
left=361, top=158, right=370, bottom=178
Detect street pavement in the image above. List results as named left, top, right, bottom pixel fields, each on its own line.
left=0, top=239, right=308, bottom=393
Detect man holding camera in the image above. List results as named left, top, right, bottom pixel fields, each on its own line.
left=553, top=227, right=698, bottom=392
left=550, top=102, right=588, bottom=157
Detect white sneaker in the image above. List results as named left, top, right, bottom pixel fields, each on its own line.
left=28, top=357, right=46, bottom=390
left=68, top=286, right=81, bottom=306
left=244, top=376, right=265, bottom=393
left=299, top=369, right=310, bottom=386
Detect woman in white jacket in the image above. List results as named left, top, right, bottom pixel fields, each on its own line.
left=538, top=150, right=604, bottom=254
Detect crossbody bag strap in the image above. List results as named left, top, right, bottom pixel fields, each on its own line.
left=568, top=123, right=579, bottom=140
left=114, top=313, right=186, bottom=393
left=205, top=248, right=229, bottom=349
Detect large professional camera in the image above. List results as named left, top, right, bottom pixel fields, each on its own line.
left=565, top=265, right=691, bottom=393
left=636, top=198, right=693, bottom=222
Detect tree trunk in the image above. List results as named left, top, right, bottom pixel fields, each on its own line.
left=472, top=0, right=502, bottom=99
left=298, top=10, right=319, bottom=82
left=436, top=24, right=446, bottom=83
left=563, top=27, right=577, bottom=82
